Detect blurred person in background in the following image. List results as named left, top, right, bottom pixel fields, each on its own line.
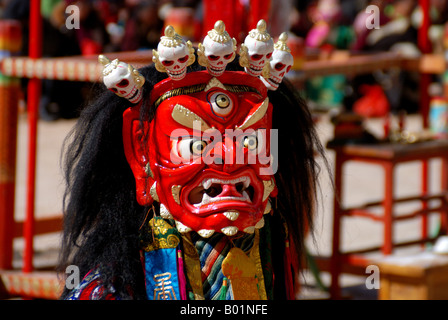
left=301, top=0, right=355, bottom=110
left=346, top=0, right=421, bottom=117
left=2, top=0, right=86, bottom=120
left=351, top=0, right=390, bottom=51
left=119, top=0, right=164, bottom=51
left=61, top=0, right=111, bottom=55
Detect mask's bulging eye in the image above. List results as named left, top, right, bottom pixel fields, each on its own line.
left=209, top=92, right=233, bottom=117
left=242, top=130, right=265, bottom=154
left=243, top=135, right=258, bottom=151
left=190, top=140, right=208, bottom=156
left=176, top=138, right=208, bottom=160
left=216, top=94, right=230, bottom=108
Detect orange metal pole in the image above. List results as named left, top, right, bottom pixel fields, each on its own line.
left=0, top=20, right=22, bottom=270
left=23, top=0, right=42, bottom=273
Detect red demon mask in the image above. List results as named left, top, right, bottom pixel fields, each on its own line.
left=123, top=71, right=277, bottom=237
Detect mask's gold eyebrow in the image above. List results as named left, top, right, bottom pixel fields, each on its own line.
left=154, top=84, right=206, bottom=108
left=237, top=98, right=269, bottom=130
left=171, top=104, right=211, bottom=131
left=153, top=84, right=260, bottom=108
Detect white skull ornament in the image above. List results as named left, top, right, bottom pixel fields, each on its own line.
left=152, top=26, right=195, bottom=80
left=239, top=19, right=274, bottom=78
left=261, top=33, right=294, bottom=91
left=99, top=55, right=145, bottom=104
left=198, top=20, right=237, bottom=77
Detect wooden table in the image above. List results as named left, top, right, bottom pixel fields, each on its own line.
left=327, top=139, right=448, bottom=299
left=375, top=251, right=448, bottom=299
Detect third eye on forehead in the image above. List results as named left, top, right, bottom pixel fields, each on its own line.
left=215, top=94, right=229, bottom=108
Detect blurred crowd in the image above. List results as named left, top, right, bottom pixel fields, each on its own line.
left=1, top=0, right=448, bottom=119
left=2, top=0, right=447, bottom=55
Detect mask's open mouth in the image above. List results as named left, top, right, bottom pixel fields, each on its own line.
left=189, top=176, right=255, bottom=207
left=169, top=170, right=272, bottom=235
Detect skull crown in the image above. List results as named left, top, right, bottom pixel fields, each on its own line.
left=261, top=32, right=294, bottom=91
left=152, top=25, right=195, bottom=81
left=99, top=55, right=145, bottom=104
left=99, top=20, right=294, bottom=100
left=152, top=20, right=291, bottom=83
left=239, top=19, right=274, bottom=78
left=197, top=20, right=237, bottom=77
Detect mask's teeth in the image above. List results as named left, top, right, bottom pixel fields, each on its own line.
left=262, top=179, right=275, bottom=201
left=243, top=177, right=251, bottom=189
left=255, top=217, right=265, bottom=229
left=194, top=192, right=212, bottom=207
left=160, top=204, right=173, bottom=219
left=263, top=199, right=272, bottom=214
left=242, top=191, right=251, bottom=202
left=243, top=226, right=255, bottom=234
left=171, top=185, right=182, bottom=205
left=197, top=229, right=215, bottom=238
left=223, top=210, right=239, bottom=221
left=150, top=181, right=159, bottom=202
left=175, top=220, right=192, bottom=233
left=221, top=226, right=239, bottom=236
left=202, top=179, right=212, bottom=190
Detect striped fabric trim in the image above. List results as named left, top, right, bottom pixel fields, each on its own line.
left=191, top=233, right=255, bottom=300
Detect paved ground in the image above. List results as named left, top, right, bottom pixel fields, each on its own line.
left=11, top=111, right=444, bottom=299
